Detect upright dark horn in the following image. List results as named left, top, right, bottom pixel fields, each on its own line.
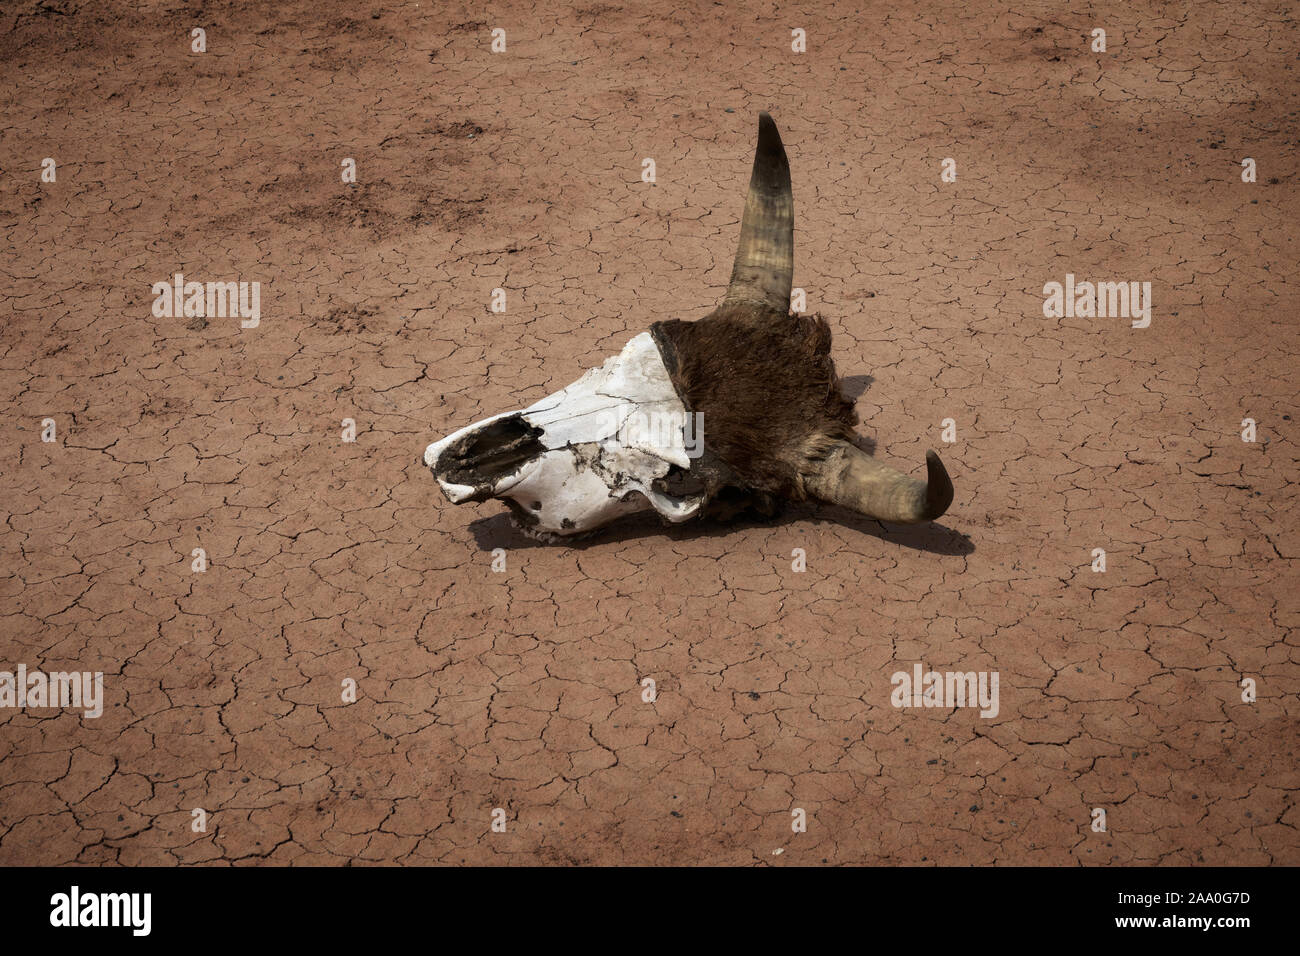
left=723, top=112, right=794, bottom=314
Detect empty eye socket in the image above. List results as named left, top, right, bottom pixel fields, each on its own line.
left=435, top=414, right=546, bottom=489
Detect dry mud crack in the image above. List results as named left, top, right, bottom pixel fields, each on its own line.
left=0, top=0, right=1296, bottom=865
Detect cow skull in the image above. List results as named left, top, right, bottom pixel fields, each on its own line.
left=424, top=113, right=955, bottom=541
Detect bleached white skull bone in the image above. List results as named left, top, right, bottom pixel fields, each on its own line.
left=423, top=332, right=705, bottom=540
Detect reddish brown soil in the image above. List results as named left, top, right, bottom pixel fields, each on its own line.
left=1, top=0, right=1296, bottom=865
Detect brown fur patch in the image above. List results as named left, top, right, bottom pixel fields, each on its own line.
left=650, top=304, right=859, bottom=499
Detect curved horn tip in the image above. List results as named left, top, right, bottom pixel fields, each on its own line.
left=754, top=112, right=785, bottom=158
left=923, top=449, right=954, bottom=521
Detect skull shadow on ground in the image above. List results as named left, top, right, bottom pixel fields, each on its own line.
left=839, top=374, right=874, bottom=402
left=467, top=497, right=974, bottom=556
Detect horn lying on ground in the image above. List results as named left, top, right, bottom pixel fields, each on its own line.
left=801, top=443, right=954, bottom=524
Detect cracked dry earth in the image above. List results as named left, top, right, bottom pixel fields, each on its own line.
left=1, top=0, right=1297, bottom=867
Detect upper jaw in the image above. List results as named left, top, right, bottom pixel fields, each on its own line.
left=423, top=411, right=542, bottom=503
left=426, top=451, right=538, bottom=505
